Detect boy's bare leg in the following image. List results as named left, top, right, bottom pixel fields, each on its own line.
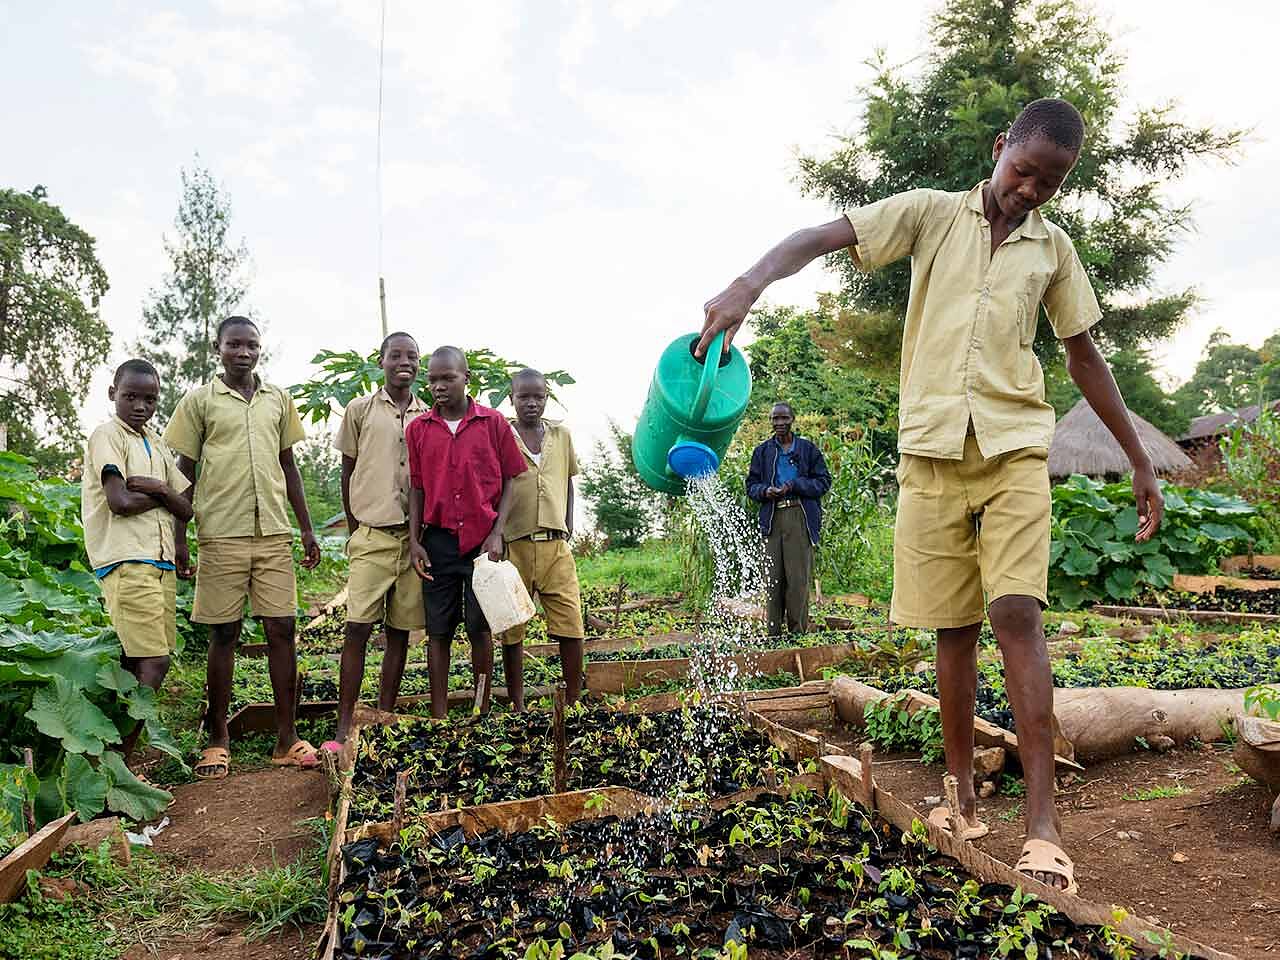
left=119, top=654, right=171, bottom=764
left=556, top=636, right=583, bottom=702
left=502, top=641, right=525, bottom=712
left=427, top=635, right=451, bottom=719
left=989, top=594, right=1067, bottom=889
left=336, top=621, right=375, bottom=742
left=378, top=627, right=410, bottom=711
left=201, top=620, right=241, bottom=773
left=470, top=631, right=494, bottom=713
left=935, top=622, right=982, bottom=824
left=262, top=615, right=302, bottom=756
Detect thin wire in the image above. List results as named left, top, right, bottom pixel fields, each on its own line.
left=376, top=0, right=388, bottom=334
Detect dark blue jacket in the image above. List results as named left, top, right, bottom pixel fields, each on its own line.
left=746, top=435, right=832, bottom=545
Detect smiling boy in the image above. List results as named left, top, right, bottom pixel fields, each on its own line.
left=82, top=359, right=193, bottom=777
left=325, top=332, right=430, bottom=748
left=697, top=99, right=1165, bottom=893
left=406, top=346, right=527, bottom=718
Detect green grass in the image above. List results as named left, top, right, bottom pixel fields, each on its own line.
left=1122, top=783, right=1190, bottom=802
left=577, top=539, right=684, bottom=596
left=0, top=821, right=330, bottom=958
left=997, top=802, right=1023, bottom=823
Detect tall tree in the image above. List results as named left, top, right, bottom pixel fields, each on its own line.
left=136, top=162, right=251, bottom=416
left=1173, top=328, right=1280, bottom=417
left=0, top=186, right=110, bottom=473
left=793, top=0, right=1242, bottom=369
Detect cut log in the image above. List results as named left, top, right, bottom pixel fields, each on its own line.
left=58, top=817, right=130, bottom=866
left=1054, top=687, right=1265, bottom=762
left=1173, top=573, right=1280, bottom=594
left=1233, top=715, right=1280, bottom=792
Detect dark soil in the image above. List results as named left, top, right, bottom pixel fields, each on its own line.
left=153, top=767, right=329, bottom=873
left=1134, top=586, right=1280, bottom=615
left=782, top=710, right=1280, bottom=959
left=120, top=921, right=321, bottom=959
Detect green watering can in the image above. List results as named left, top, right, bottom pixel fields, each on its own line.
left=632, top=331, right=752, bottom=494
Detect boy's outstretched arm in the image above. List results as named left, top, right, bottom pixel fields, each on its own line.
left=1063, top=331, right=1165, bottom=541
left=696, top=218, right=856, bottom=359
left=279, top=447, right=321, bottom=569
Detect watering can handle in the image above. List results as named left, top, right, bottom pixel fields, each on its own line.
left=691, top=331, right=725, bottom=422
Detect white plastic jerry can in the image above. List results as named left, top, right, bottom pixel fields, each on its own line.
left=471, top=555, right=536, bottom=635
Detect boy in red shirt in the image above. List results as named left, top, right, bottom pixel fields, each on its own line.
left=407, top=346, right=527, bottom=718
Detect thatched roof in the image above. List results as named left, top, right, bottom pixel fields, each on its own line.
left=1180, top=399, right=1280, bottom=444
left=1048, top=398, right=1191, bottom=478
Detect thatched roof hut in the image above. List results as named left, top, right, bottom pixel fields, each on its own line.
left=1048, top=398, right=1191, bottom=479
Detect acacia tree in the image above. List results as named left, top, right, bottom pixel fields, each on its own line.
left=794, top=0, right=1243, bottom=368
left=0, top=186, right=110, bottom=472
left=135, top=162, right=252, bottom=417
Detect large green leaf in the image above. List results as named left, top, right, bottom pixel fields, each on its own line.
left=0, top=763, right=38, bottom=849
left=1200, top=522, right=1248, bottom=543
left=99, top=751, right=171, bottom=821
left=1060, top=548, right=1099, bottom=577
left=125, top=684, right=158, bottom=722
left=1113, top=507, right=1140, bottom=538
left=19, top=578, right=83, bottom=615
left=96, top=662, right=139, bottom=695
left=1191, top=490, right=1256, bottom=515
left=1141, top=554, right=1176, bottom=587
left=25, top=675, right=120, bottom=756
left=0, top=576, right=26, bottom=617
left=143, top=718, right=190, bottom=772
left=1103, top=567, right=1139, bottom=600
left=58, top=754, right=108, bottom=823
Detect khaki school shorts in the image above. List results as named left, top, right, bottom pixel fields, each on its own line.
left=193, top=534, right=297, bottom=623
left=500, top=537, right=584, bottom=646
left=345, top=525, right=426, bottom=631
left=100, top=563, right=177, bottom=658
left=891, top=435, right=1050, bottom=629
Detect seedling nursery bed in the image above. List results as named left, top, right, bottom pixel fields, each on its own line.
left=318, top=694, right=1228, bottom=960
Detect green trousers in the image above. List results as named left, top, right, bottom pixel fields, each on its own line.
left=765, top=504, right=813, bottom=637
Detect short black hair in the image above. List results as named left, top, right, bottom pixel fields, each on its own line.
left=1006, top=98, right=1085, bottom=153
left=511, top=367, right=545, bottom=386
left=771, top=401, right=794, bottom=416
left=216, top=315, right=260, bottom=341
left=379, top=331, right=419, bottom=358
left=430, top=345, right=468, bottom=371
left=113, top=358, right=160, bottom=385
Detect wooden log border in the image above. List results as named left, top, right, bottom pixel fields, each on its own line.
left=1091, top=604, right=1280, bottom=625
left=0, top=813, right=75, bottom=904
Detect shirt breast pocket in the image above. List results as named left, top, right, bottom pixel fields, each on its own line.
left=1018, top=269, right=1053, bottom=346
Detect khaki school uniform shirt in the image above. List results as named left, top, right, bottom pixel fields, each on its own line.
left=845, top=181, right=1102, bottom=460
left=504, top=420, right=578, bottom=541
left=163, top=376, right=306, bottom=538
left=333, top=388, right=429, bottom=526
left=82, top=417, right=190, bottom=569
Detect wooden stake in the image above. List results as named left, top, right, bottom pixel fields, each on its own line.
left=552, top=684, right=568, bottom=793
left=794, top=652, right=805, bottom=684
left=859, top=741, right=874, bottom=809
left=473, top=673, right=489, bottom=712
left=763, top=765, right=777, bottom=790
left=392, top=770, right=409, bottom=841
left=22, top=748, right=35, bottom=834
left=612, top=577, right=627, bottom=631
left=943, top=773, right=962, bottom=837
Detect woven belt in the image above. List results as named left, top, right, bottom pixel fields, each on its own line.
left=521, top=529, right=567, bottom=542
left=775, top=498, right=800, bottom=509
left=371, top=522, right=410, bottom=532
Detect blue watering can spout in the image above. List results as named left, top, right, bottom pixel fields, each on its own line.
left=667, top=440, right=719, bottom=480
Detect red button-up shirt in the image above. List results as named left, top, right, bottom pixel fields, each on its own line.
left=406, top=400, right=528, bottom=555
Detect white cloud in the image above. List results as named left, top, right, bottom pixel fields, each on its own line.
left=611, top=0, right=680, bottom=31
left=83, top=10, right=314, bottom=118
left=213, top=0, right=304, bottom=21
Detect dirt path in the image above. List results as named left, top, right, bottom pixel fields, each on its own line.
left=778, top=709, right=1280, bottom=960
left=113, top=767, right=330, bottom=959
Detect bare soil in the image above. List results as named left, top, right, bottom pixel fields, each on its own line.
left=120, top=921, right=321, bottom=960
left=778, top=709, right=1280, bottom=960
left=153, top=767, right=329, bottom=873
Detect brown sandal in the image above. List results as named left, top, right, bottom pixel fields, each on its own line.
left=1016, top=839, right=1079, bottom=895
left=194, top=746, right=230, bottom=781
left=271, top=740, right=320, bottom=769
left=927, top=805, right=990, bottom=841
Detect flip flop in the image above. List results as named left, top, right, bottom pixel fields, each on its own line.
left=927, top=805, right=990, bottom=841
left=194, top=746, right=230, bottom=781
left=271, top=739, right=320, bottom=769
left=1016, top=838, right=1079, bottom=895
left=320, top=740, right=343, bottom=754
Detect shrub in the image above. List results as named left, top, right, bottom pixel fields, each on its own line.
left=1048, top=474, right=1258, bottom=607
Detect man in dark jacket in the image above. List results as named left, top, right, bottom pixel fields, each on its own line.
left=747, top=402, right=832, bottom=636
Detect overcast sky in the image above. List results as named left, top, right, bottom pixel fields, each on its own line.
left=3, top=0, right=1278, bottom=464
